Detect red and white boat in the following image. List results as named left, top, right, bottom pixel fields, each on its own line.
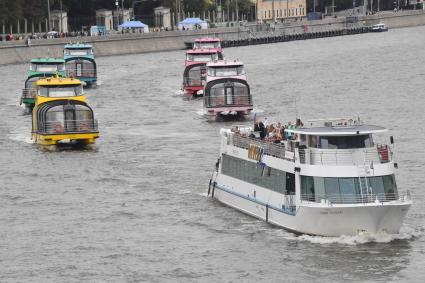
left=203, top=60, right=253, bottom=121
left=193, top=38, right=223, bottom=59
left=182, top=49, right=219, bottom=97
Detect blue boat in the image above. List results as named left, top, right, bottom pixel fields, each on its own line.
left=64, top=43, right=97, bottom=87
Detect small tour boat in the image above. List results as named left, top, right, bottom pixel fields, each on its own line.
left=203, top=60, right=253, bottom=121
left=21, top=58, right=66, bottom=111
left=208, top=118, right=411, bottom=236
left=193, top=38, right=223, bottom=59
left=64, top=43, right=97, bottom=87
left=371, top=23, right=388, bottom=32
left=31, top=76, right=99, bottom=147
left=182, top=49, right=219, bottom=97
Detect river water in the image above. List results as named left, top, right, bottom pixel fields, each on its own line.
left=1, top=26, right=424, bottom=282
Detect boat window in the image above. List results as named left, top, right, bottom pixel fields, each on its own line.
left=301, top=175, right=398, bottom=203
left=38, top=85, right=83, bottom=97
left=208, top=66, right=245, bottom=77
left=65, top=60, right=96, bottom=77
left=185, top=66, right=203, bottom=86
left=207, top=82, right=250, bottom=107
left=75, top=104, right=93, bottom=120
left=313, top=135, right=373, bottom=149
left=46, top=106, right=65, bottom=122
left=65, top=49, right=91, bottom=56
left=194, top=41, right=220, bottom=49
left=31, top=63, right=65, bottom=72
left=186, top=53, right=218, bottom=62
left=221, top=154, right=292, bottom=194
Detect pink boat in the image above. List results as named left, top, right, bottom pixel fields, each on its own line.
left=193, top=38, right=223, bottom=59
left=204, top=60, right=253, bottom=121
left=182, top=49, right=219, bottom=97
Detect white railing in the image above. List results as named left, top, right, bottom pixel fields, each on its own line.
left=299, top=146, right=391, bottom=165
left=38, top=120, right=98, bottom=134
left=301, top=192, right=409, bottom=204
left=228, top=133, right=293, bottom=160
left=205, top=95, right=252, bottom=107
left=21, top=88, right=36, bottom=99
left=66, top=69, right=96, bottom=78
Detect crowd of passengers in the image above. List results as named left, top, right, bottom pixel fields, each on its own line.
left=231, top=118, right=304, bottom=143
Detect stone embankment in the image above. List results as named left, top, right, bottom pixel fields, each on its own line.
left=1, top=10, right=424, bottom=66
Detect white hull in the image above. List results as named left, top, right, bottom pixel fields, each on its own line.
left=212, top=183, right=411, bottom=237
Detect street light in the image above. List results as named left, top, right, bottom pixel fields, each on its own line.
left=47, top=0, right=51, bottom=31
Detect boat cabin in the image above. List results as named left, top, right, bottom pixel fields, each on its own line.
left=64, top=43, right=97, bottom=86
left=204, top=61, right=252, bottom=118
left=185, top=49, right=219, bottom=66
left=32, top=77, right=98, bottom=146
left=193, top=38, right=223, bottom=59
left=21, top=58, right=66, bottom=111
left=34, top=77, right=85, bottom=106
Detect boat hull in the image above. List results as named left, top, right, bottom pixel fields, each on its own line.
left=206, top=106, right=253, bottom=121
left=212, top=183, right=411, bottom=236
left=33, top=132, right=99, bottom=146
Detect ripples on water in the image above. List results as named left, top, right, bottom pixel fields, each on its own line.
left=0, top=26, right=424, bottom=282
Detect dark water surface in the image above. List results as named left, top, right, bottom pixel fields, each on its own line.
left=1, top=26, right=424, bottom=282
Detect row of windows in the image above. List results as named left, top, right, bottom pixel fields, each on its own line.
left=221, top=154, right=295, bottom=195
left=301, top=175, right=398, bottom=203
left=263, top=8, right=305, bottom=19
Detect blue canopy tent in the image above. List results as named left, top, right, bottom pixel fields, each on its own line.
left=178, top=18, right=208, bottom=30
left=119, top=21, right=149, bottom=33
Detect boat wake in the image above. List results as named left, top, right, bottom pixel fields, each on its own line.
left=293, top=226, right=420, bottom=245
left=8, top=132, right=33, bottom=144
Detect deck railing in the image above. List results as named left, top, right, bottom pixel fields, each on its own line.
left=205, top=95, right=253, bottom=108
left=66, top=69, right=96, bottom=78
left=38, top=120, right=98, bottom=134
left=300, top=192, right=410, bottom=204
left=229, top=133, right=293, bottom=160
left=21, top=88, right=36, bottom=99
left=228, top=133, right=391, bottom=165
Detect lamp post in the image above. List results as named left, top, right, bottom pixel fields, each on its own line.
left=47, top=0, right=51, bottom=31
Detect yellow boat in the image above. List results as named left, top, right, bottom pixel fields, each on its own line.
left=32, top=76, right=99, bottom=146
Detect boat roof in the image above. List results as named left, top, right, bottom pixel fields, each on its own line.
left=194, top=37, right=221, bottom=42
left=207, top=60, right=243, bottom=67
left=285, top=124, right=388, bottom=136
left=64, top=43, right=93, bottom=49
left=186, top=49, right=218, bottom=55
left=31, top=58, right=65, bottom=63
left=35, top=76, right=82, bottom=86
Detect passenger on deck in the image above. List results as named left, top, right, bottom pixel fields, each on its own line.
left=296, top=118, right=304, bottom=128
left=254, top=120, right=266, bottom=139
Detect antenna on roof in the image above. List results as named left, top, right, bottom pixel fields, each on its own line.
left=294, top=96, right=299, bottom=120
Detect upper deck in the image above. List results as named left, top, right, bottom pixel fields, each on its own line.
left=185, top=49, right=219, bottom=66
left=222, top=119, right=393, bottom=167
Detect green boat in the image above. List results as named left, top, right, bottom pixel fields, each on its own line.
left=21, top=58, right=66, bottom=111
left=64, top=43, right=97, bottom=87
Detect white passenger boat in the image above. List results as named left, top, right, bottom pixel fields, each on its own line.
left=208, top=118, right=411, bottom=236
